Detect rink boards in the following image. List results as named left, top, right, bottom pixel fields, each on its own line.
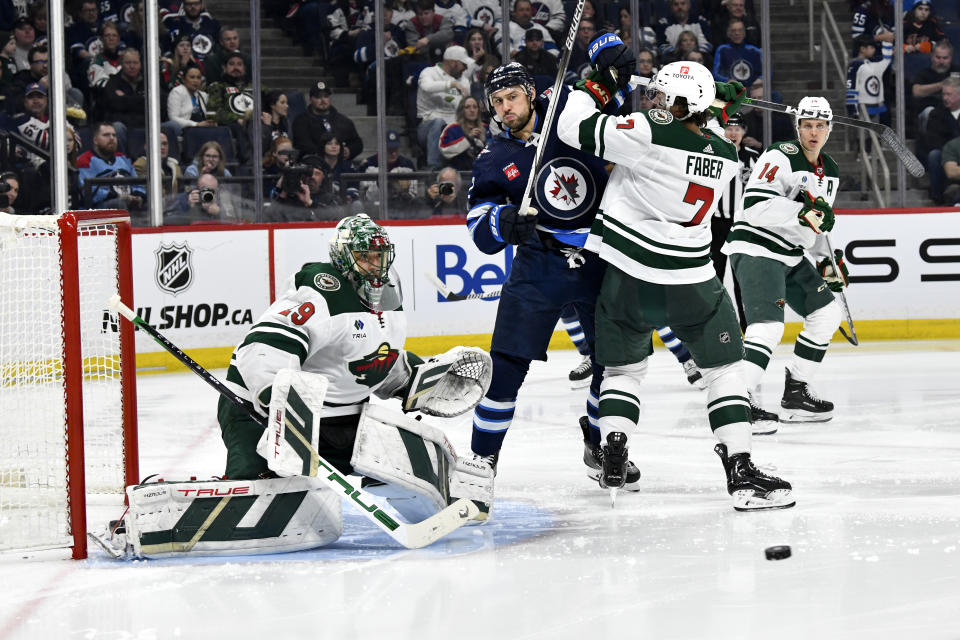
left=127, top=209, right=960, bottom=370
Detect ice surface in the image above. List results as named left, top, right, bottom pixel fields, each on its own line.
left=1, top=341, right=959, bottom=639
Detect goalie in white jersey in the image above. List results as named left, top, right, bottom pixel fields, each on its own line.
left=722, top=96, right=848, bottom=426
left=557, top=53, right=794, bottom=511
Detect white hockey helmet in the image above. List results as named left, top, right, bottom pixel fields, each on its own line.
left=652, top=61, right=716, bottom=117
left=794, top=96, right=834, bottom=137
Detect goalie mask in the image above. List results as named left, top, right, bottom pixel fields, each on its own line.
left=794, top=96, right=834, bottom=138
left=651, top=61, right=716, bottom=118
left=328, top=214, right=398, bottom=312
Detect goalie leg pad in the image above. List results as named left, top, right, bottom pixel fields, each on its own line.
left=256, top=368, right=328, bottom=477
left=449, top=455, right=495, bottom=523
left=110, top=476, right=342, bottom=559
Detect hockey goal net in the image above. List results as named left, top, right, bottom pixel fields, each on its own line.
left=0, top=210, right=138, bottom=559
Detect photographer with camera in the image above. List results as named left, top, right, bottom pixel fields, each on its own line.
left=425, top=166, right=466, bottom=217
left=0, top=171, right=20, bottom=214
left=266, top=154, right=342, bottom=221
left=163, top=173, right=236, bottom=224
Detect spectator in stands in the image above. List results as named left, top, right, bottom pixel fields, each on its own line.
left=133, top=130, right=181, bottom=196
left=6, top=44, right=82, bottom=115
left=28, top=3, right=46, bottom=44
left=711, top=0, right=760, bottom=48
left=851, top=0, right=894, bottom=60
left=292, top=80, right=363, bottom=161
left=439, top=95, right=488, bottom=170
left=417, top=45, right=471, bottom=170
left=87, top=21, right=125, bottom=93
left=324, top=1, right=368, bottom=86
left=846, top=33, right=893, bottom=124
left=460, top=1, right=502, bottom=45
left=567, top=17, right=597, bottom=76
left=939, top=134, right=960, bottom=205
left=9, top=81, right=48, bottom=167
left=663, top=29, right=702, bottom=64
left=164, top=173, right=236, bottom=223
left=615, top=6, right=657, bottom=51
left=166, top=64, right=211, bottom=138
left=499, top=0, right=559, bottom=60
left=918, top=76, right=960, bottom=202
left=267, top=154, right=340, bottom=222
left=101, top=48, right=147, bottom=153
left=120, top=0, right=145, bottom=52
left=465, top=27, right=496, bottom=67
left=904, top=0, right=944, bottom=54
left=67, top=1, right=100, bottom=85
left=316, top=131, right=353, bottom=184
left=184, top=140, right=232, bottom=179
left=713, top=19, right=762, bottom=87
left=403, top=0, right=454, bottom=63
left=359, top=129, right=418, bottom=213
left=77, top=122, right=144, bottom=210
left=656, top=0, right=713, bottom=58
left=160, top=34, right=198, bottom=92
left=11, top=17, right=34, bottom=71
left=162, top=0, right=221, bottom=63
left=27, top=123, right=81, bottom=213
left=684, top=49, right=710, bottom=68
left=425, top=166, right=467, bottom=216
left=354, top=6, right=407, bottom=116
left=513, top=27, right=557, bottom=83
left=207, top=52, right=254, bottom=162
left=0, top=37, right=17, bottom=87
left=636, top=48, right=658, bottom=82
left=911, top=41, right=959, bottom=126
left=741, top=78, right=793, bottom=149
left=527, top=0, right=566, bottom=42
left=204, top=27, right=251, bottom=85
left=434, top=0, right=469, bottom=44
left=262, top=135, right=295, bottom=191
left=259, top=90, right=290, bottom=153
left=0, top=170, right=19, bottom=214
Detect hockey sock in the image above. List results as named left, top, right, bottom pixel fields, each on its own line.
left=703, top=362, right=751, bottom=455
left=789, top=301, right=841, bottom=382
left=585, top=387, right=601, bottom=445
left=598, top=361, right=646, bottom=443
left=470, top=351, right=529, bottom=456
left=560, top=306, right=591, bottom=356
left=656, top=326, right=692, bottom=364
left=743, top=321, right=785, bottom=390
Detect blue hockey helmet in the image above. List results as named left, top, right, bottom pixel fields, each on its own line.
left=484, top=62, right=536, bottom=113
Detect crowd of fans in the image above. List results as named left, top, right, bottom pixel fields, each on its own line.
left=1, top=0, right=958, bottom=221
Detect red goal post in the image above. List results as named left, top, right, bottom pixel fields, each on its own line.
left=0, top=210, right=138, bottom=559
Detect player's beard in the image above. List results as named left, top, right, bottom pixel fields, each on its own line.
left=506, top=104, right=534, bottom=134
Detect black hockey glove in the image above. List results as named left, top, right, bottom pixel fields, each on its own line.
left=798, top=190, right=835, bottom=234
left=816, top=249, right=849, bottom=292
left=493, top=204, right=538, bottom=245
left=588, top=33, right=635, bottom=90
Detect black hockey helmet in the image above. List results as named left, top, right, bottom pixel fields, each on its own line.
left=484, top=62, right=536, bottom=111
left=724, top=112, right=746, bottom=129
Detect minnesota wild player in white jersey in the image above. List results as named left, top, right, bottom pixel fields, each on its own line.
left=557, top=51, right=795, bottom=512
left=723, top=96, right=849, bottom=427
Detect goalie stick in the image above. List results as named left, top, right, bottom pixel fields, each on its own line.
left=517, top=0, right=585, bottom=215
left=107, top=295, right=478, bottom=550
left=424, top=271, right=501, bottom=302
left=824, top=234, right=859, bottom=346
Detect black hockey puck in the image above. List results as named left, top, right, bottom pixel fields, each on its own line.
left=765, top=545, right=791, bottom=560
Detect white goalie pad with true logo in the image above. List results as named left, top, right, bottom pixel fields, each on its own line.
left=90, top=476, right=343, bottom=559
left=255, top=369, right=329, bottom=477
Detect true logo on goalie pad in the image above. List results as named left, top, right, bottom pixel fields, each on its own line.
left=154, top=242, right=194, bottom=295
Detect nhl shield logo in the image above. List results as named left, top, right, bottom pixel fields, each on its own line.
left=155, top=242, right=194, bottom=295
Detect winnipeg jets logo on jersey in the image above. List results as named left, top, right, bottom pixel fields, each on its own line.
left=535, top=157, right=596, bottom=220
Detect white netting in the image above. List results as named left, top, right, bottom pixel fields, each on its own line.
left=0, top=213, right=128, bottom=553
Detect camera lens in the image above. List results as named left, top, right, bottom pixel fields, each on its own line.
left=439, top=182, right=454, bottom=196
left=200, top=188, right=215, bottom=204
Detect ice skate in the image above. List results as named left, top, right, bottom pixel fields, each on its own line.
left=87, top=519, right=131, bottom=560
left=598, top=432, right=633, bottom=506
left=462, top=452, right=498, bottom=524
left=714, top=443, right=795, bottom=511
left=780, top=368, right=833, bottom=422
left=568, top=355, right=592, bottom=389
left=749, top=391, right=779, bottom=435
left=580, top=417, right=640, bottom=492
left=682, top=359, right=706, bottom=389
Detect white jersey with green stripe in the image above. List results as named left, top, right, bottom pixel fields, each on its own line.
left=223, top=262, right=407, bottom=416
left=556, top=91, right=740, bottom=284
left=722, top=140, right=840, bottom=266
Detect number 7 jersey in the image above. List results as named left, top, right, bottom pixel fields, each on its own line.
left=557, top=92, right=740, bottom=285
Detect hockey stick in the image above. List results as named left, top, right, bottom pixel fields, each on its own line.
left=107, top=295, right=478, bottom=549
left=517, top=0, right=585, bottom=215
left=424, top=271, right=501, bottom=302
left=708, top=95, right=925, bottom=177
left=823, top=235, right=859, bottom=346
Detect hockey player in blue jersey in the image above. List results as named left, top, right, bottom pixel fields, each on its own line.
left=463, top=60, right=642, bottom=493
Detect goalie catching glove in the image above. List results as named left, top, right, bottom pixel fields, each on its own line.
left=376, top=346, right=493, bottom=418
left=798, top=190, right=835, bottom=234
left=817, top=249, right=849, bottom=291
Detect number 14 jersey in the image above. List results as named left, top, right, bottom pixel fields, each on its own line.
left=558, top=95, right=739, bottom=285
